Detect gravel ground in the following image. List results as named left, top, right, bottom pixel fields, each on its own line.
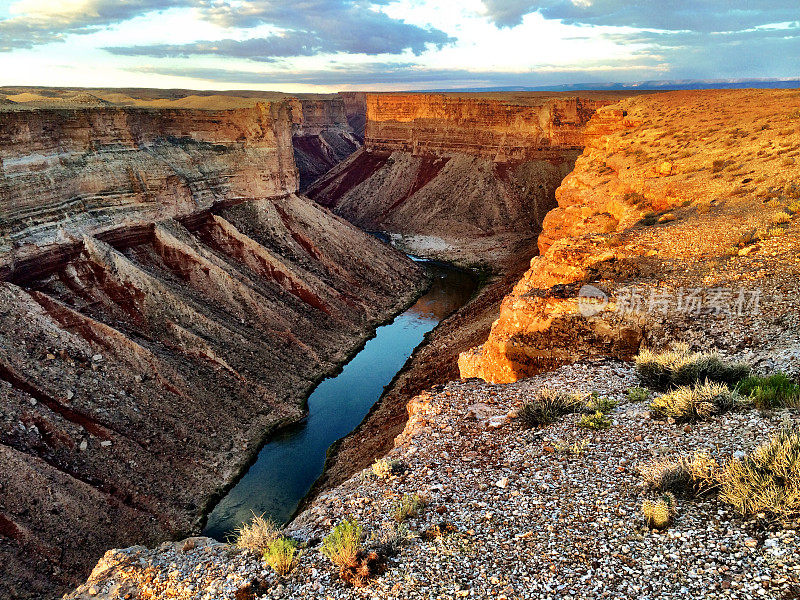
left=70, top=359, right=800, bottom=600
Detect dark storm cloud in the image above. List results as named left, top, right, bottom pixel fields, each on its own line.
left=106, top=1, right=453, bottom=58
left=0, top=0, right=190, bottom=50
left=481, top=0, right=800, bottom=31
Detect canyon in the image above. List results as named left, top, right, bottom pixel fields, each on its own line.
left=305, top=91, right=638, bottom=495
left=0, top=93, right=421, bottom=599
left=4, top=86, right=800, bottom=600
left=306, top=91, right=636, bottom=266
left=63, top=87, right=800, bottom=600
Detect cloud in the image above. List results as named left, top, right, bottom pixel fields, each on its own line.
left=0, top=0, right=189, bottom=50
left=482, top=0, right=800, bottom=31
left=106, top=1, right=453, bottom=59
left=107, top=35, right=320, bottom=61
left=594, top=22, right=800, bottom=79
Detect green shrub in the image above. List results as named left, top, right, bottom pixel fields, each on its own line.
left=371, top=522, right=412, bottom=556
left=639, top=452, right=720, bottom=497
left=321, top=519, right=363, bottom=568
left=322, top=519, right=384, bottom=587
left=627, top=387, right=649, bottom=403
left=736, top=373, right=800, bottom=410
left=393, top=493, right=426, bottom=523
left=234, top=514, right=279, bottom=553
left=650, top=380, right=740, bottom=422
left=642, top=493, right=676, bottom=529
left=578, top=410, right=612, bottom=430
left=263, top=537, right=300, bottom=575
left=583, top=392, right=618, bottom=414
left=518, top=388, right=583, bottom=428
left=719, top=428, right=800, bottom=523
left=635, top=345, right=750, bottom=391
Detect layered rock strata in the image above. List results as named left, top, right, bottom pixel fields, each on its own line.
left=306, top=93, right=628, bottom=266
left=0, top=102, right=423, bottom=599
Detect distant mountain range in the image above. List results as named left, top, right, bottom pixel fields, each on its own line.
left=430, top=78, right=800, bottom=93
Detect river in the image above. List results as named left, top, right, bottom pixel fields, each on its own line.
left=203, top=259, right=477, bottom=540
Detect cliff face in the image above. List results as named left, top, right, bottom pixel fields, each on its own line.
left=291, top=97, right=362, bottom=190
left=460, top=89, right=800, bottom=383
left=0, top=103, right=298, bottom=261
left=364, top=94, right=606, bottom=159
left=0, top=103, right=423, bottom=599
left=306, top=93, right=622, bottom=266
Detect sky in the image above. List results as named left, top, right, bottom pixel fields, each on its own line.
left=0, top=0, right=798, bottom=92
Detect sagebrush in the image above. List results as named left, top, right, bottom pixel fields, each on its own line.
left=263, top=537, right=300, bottom=575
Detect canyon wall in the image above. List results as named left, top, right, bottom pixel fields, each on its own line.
left=460, top=89, right=800, bottom=383
left=0, top=102, right=423, bottom=599
left=364, top=93, right=605, bottom=158
left=0, top=103, right=298, bottom=259
left=291, top=96, right=363, bottom=190
left=306, top=93, right=627, bottom=266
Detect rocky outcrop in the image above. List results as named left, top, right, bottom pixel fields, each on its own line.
left=0, top=102, right=424, bottom=599
left=307, top=93, right=627, bottom=266
left=461, top=89, right=800, bottom=382
left=291, top=97, right=362, bottom=191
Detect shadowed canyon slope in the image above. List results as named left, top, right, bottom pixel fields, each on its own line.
left=461, top=89, right=800, bottom=383
left=291, top=96, right=364, bottom=191
left=306, top=92, right=637, bottom=266
left=0, top=98, right=422, bottom=599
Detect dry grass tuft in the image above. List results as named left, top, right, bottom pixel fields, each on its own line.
left=649, top=380, right=741, bottom=422
left=518, top=388, right=583, bottom=428
left=639, top=452, right=720, bottom=497
left=642, top=493, right=677, bottom=530
left=719, top=428, right=800, bottom=524
left=635, top=344, right=750, bottom=391
left=370, top=458, right=405, bottom=479
left=234, top=514, right=280, bottom=554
